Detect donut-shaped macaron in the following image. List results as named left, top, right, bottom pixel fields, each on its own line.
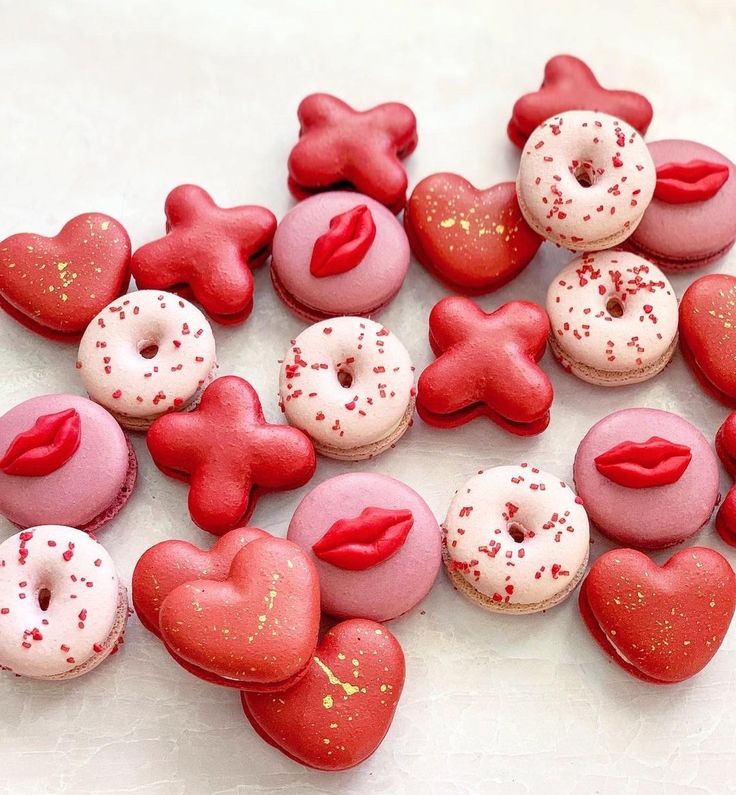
left=516, top=110, right=655, bottom=250
left=271, top=192, right=410, bottom=321
left=0, top=526, right=128, bottom=680
left=546, top=251, right=678, bottom=385
left=279, top=317, right=415, bottom=460
left=77, top=290, right=217, bottom=431
left=442, top=465, right=590, bottom=613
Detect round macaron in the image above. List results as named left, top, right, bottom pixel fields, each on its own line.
left=0, top=394, right=136, bottom=532
left=287, top=472, right=441, bottom=622
left=442, top=464, right=590, bottom=614
left=546, top=250, right=679, bottom=385
left=279, top=316, right=415, bottom=460
left=271, top=192, right=410, bottom=321
left=0, top=525, right=129, bottom=680
left=574, top=408, right=719, bottom=549
left=627, top=139, right=736, bottom=270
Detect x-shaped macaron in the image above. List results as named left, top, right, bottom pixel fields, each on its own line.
left=416, top=296, right=553, bottom=436
left=131, top=185, right=276, bottom=324
left=287, top=93, right=418, bottom=213
left=146, top=376, right=316, bottom=535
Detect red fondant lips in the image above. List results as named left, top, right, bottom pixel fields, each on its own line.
left=594, top=437, right=692, bottom=488
left=312, top=507, right=413, bottom=570
left=0, top=214, right=131, bottom=340
left=580, top=547, right=736, bottom=683
left=309, top=205, right=376, bottom=278
left=242, top=619, right=405, bottom=770
left=158, top=536, right=320, bottom=690
left=0, top=409, right=81, bottom=477
left=131, top=526, right=268, bottom=636
left=655, top=160, right=730, bottom=204
left=715, top=411, right=736, bottom=547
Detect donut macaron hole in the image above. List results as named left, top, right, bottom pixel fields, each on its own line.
left=137, top=338, right=160, bottom=359
left=573, top=161, right=596, bottom=188
left=507, top=522, right=527, bottom=544
left=605, top=296, right=625, bottom=318
left=337, top=369, right=354, bottom=389
left=38, top=586, right=51, bottom=611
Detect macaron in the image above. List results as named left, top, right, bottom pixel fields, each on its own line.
left=0, top=394, right=136, bottom=531
left=287, top=473, right=441, bottom=622
left=574, top=408, right=719, bottom=549
left=271, top=192, right=410, bottom=321
left=627, top=139, right=736, bottom=270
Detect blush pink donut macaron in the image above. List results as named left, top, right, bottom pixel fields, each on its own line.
left=516, top=110, right=655, bottom=250
left=0, top=394, right=136, bottom=532
left=0, top=526, right=129, bottom=680
left=287, top=472, right=441, bottom=622
left=271, top=192, right=410, bottom=321
left=627, top=139, right=736, bottom=271
left=279, top=316, right=415, bottom=460
left=546, top=251, right=678, bottom=385
left=76, top=290, right=217, bottom=431
left=442, top=464, right=590, bottom=613
left=574, top=408, right=719, bottom=549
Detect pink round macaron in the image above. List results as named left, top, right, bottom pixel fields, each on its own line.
left=0, top=394, right=136, bottom=532
left=0, top=525, right=129, bottom=680
left=271, top=192, right=410, bottom=321
left=627, top=139, right=736, bottom=271
left=574, top=408, right=719, bottom=549
left=287, top=472, right=441, bottom=622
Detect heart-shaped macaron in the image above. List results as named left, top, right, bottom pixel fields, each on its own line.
left=242, top=618, right=405, bottom=770
left=580, top=547, right=736, bottom=683
left=404, top=174, right=542, bottom=294
left=158, top=536, right=320, bottom=690
left=680, top=274, right=736, bottom=405
left=0, top=214, right=131, bottom=340
left=132, top=526, right=268, bottom=635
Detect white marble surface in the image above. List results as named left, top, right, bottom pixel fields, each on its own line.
left=1, top=1, right=735, bottom=792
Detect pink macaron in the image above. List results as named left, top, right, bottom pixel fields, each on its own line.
left=271, top=192, right=410, bottom=321
left=627, top=139, right=736, bottom=271
left=0, top=394, right=136, bottom=532
left=574, top=408, right=719, bottom=549
left=287, top=472, right=441, bottom=622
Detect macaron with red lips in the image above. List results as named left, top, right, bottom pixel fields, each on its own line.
left=627, top=140, right=736, bottom=270
left=271, top=192, right=410, bottom=321
left=574, top=408, right=719, bottom=549
left=287, top=472, right=441, bottom=622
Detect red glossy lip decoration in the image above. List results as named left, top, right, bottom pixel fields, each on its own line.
left=0, top=409, right=81, bottom=476
left=594, top=436, right=691, bottom=488
left=309, top=205, right=376, bottom=278
left=312, top=507, right=414, bottom=570
left=654, top=160, right=730, bottom=204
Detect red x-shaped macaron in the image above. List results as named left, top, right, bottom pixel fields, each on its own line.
left=417, top=297, right=553, bottom=435
left=131, top=185, right=277, bottom=325
left=287, top=93, right=418, bottom=214
left=147, top=376, right=316, bottom=535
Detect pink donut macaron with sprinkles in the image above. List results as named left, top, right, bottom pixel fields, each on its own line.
left=287, top=472, right=441, bottom=622
left=442, top=464, right=590, bottom=613
left=627, top=139, right=736, bottom=271
left=516, top=110, right=655, bottom=250
left=0, top=393, right=136, bottom=532
left=0, top=526, right=129, bottom=680
left=271, top=191, right=410, bottom=321
left=76, top=290, right=217, bottom=431
left=574, top=408, right=719, bottom=549
left=546, top=250, right=678, bottom=385
left=279, top=316, right=415, bottom=460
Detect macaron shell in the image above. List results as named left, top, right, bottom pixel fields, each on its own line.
left=574, top=408, right=719, bottom=548
left=272, top=192, right=409, bottom=317
left=0, top=394, right=131, bottom=529
left=629, top=140, right=736, bottom=266
left=287, top=473, right=441, bottom=621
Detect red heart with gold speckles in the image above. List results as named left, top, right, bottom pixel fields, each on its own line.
left=242, top=618, right=405, bottom=770
left=580, top=547, right=736, bottom=683
left=0, top=214, right=131, bottom=341
left=404, top=174, right=542, bottom=294
left=158, top=535, right=320, bottom=691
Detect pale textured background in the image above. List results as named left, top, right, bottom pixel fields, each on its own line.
left=1, top=1, right=735, bottom=793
